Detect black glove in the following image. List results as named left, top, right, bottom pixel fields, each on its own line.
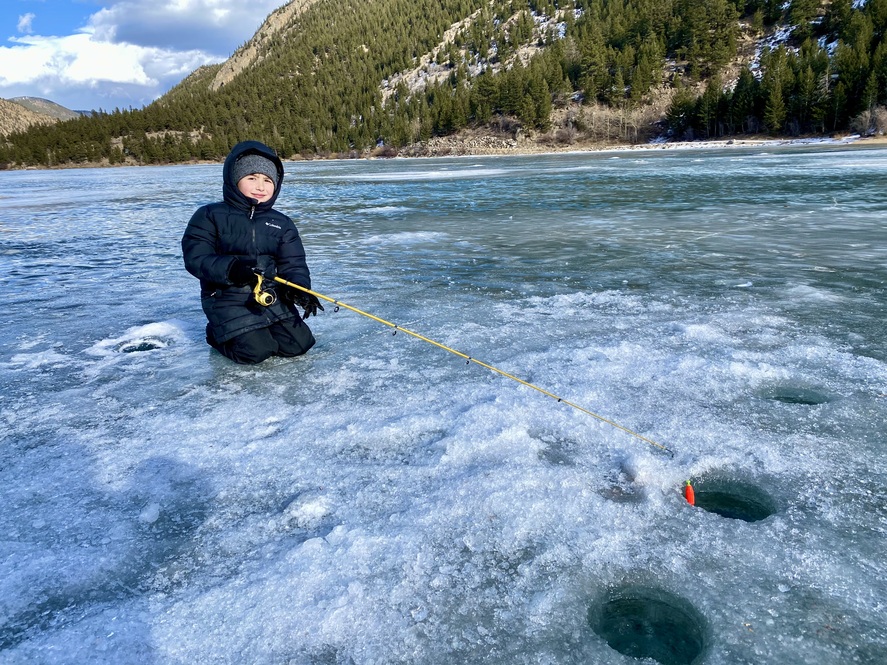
left=228, top=259, right=258, bottom=286
left=291, top=290, right=324, bottom=319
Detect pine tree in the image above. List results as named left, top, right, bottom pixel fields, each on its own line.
left=789, top=0, right=820, bottom=41
left=578, top=24, right=608, bottom=102
left=666, top=79, right=697, bottom=139
left=729, top=67, right=760, bottom=134
left=695, top=75, right=724, bottom=138
left=764, top=79, right=787, bottom=134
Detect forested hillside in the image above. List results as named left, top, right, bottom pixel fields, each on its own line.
left=1, top=0, right=885, bottom=167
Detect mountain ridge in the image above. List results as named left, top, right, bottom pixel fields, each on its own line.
left=0, top=97, right=83, bottom=137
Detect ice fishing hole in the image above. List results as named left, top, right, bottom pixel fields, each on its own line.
left=118, top=338, right=167, bottom=353
left=692, top=475, right=776, bottom=522
left=589, top=585, right=707, bottom=665
left=764, top=386, right=830, bottom=405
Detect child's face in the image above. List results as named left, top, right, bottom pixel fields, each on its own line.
left=237, top=173, right=275, bottom=202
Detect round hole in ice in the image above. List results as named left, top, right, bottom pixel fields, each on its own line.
left=118, top=338, right=167, bottom=353
left=589, top=585, right=707, bottom=665
left=764, top=386, right=830, bottom=405
left=692, top=475, right=776, bottom=522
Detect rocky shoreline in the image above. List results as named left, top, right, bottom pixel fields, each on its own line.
left=11, top=133, right=887, bottom=171
left=384, top=131, right=887, bottom=159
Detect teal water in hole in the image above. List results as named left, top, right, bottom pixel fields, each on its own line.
left=693, top=477, right=777, bottom=522
left=590, top=587, right=707, bottom=664
left=694, top=488, right=776, bottom=522
left=765, top=387, right=831, bottom=405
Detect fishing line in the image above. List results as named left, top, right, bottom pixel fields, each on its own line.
left=272, top=275, right=673, bottom=456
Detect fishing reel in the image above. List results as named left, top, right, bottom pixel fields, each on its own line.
left=252, top=272, right=278, bottom=307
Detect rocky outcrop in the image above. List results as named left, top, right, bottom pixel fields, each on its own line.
left=411, top=134, right=520, bottom=156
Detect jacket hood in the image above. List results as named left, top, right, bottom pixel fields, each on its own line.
left=222, top=140, right=285, bottom=210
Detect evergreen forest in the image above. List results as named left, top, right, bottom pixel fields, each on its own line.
left=1, top=0, right=886, bottom=167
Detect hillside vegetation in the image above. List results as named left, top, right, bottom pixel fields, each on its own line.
left=1, top=0, right=885, bottom=167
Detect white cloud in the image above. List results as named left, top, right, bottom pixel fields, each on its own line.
left=0, top=0, right=283, bottom=110
left=17, top=14, right=36, bottom=35
left=0, top=29, right=217, bottom=110
left=2, top=33, right=147, bottom=86
left=88, top=0, right=282, bottom=54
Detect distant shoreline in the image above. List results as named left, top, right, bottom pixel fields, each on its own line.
left=375, top=133, right=887, bottom=160
left=7, top=134, right=887, bottom=171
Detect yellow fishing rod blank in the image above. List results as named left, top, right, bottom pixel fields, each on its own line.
left=273, top=275, right=673, bottom=456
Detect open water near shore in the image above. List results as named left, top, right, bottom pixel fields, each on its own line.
left=1, top=145, right=886, bottom=664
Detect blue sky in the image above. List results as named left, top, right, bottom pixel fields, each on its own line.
left=0, top=0, right=282, bottom=112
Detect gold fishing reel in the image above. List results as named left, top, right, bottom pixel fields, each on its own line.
left=252, top=273, right=277, bottom=306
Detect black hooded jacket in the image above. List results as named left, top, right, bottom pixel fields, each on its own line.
left=182, top=141, right=311, bottom=344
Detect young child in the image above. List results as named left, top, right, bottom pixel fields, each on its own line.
left=182, top=140, right=322, bottom=364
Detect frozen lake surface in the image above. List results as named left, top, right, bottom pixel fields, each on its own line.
left=1, top=145, right=886, bottom=664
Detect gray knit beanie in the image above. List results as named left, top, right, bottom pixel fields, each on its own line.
left=232, top=154, right=279, bottom=189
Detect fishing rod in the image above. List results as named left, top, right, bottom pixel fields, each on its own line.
left=264, top=274, right=673, bottom=456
